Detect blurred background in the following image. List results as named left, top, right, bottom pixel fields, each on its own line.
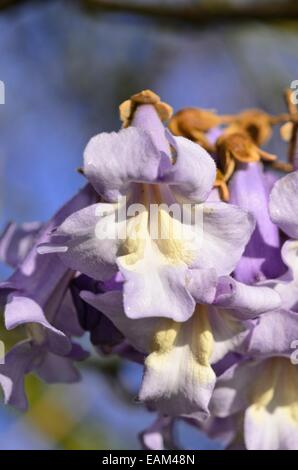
left=0, top=0, right=297, bottom=450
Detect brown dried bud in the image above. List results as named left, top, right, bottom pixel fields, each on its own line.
left=169, top=108, right=222, bottom=139
left=232, top=109, right=273, bottom=146
left=216, top=128, right=276, bottom=182
left=119, top=90, right=173, bottom=127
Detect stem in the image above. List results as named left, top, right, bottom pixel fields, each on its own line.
left=83, top=0, right=298, bottom=23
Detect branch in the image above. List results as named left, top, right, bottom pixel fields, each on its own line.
left=82, top=0, right=298, bottom=23
left=0, top=0, right=27, bottom=11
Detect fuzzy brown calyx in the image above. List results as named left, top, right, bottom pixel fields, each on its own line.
left=216, top=128, right=276, bottom=183
left=168, top=107, right=232, bottom=152
left=232, top=109, right=274, bottom=146
left=119, top=90, right=173, bottom=127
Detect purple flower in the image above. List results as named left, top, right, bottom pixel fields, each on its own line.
left=0, top=221, right=42, bottom=268
left=0, top=290, right=88, bottom=411
left=229, top=162, right=284, bottom=284
left=79, top=275, right=280, bottom=418
left=0, top=184, right=96, bottom=409
left=40, top=103, right=255, bottom=325
left=211, top=353, right=298, bottom=449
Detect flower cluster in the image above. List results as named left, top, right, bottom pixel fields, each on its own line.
left=1, top=89, right=298, bottom=450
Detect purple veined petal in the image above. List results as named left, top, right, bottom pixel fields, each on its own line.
left=39, top=202, right=123, bottom=281
left=230, top=162, right=284, bottom=283
left=84, top=126, right=163, bottom=202
left=139, top=415, right=176, bottom=450
left=187, top=268, right=218, bottom=305
left=194, top=202, right=255, bottom=276
left=139, top=307, right=216, bottom=418
left=120, top=258, right=195, bottom=322
left=117, top=205, right=201, bottom=322
left=0, top=221, right=42, bottom=268
left=4, top=295, right=71, bottom=356
left=132, top=104, right=171, bottom=155
left=247, top=309, right=298, bottom=358
left=244, top=358, right=298, bottom=450
left=210, top=359, right=258, bottom=418
left=0, top=341, right=37, bottom=411
left=160, top=134, right=216, bottom=203
left=208, top=307, right=249, bottom=364
left=214, top=276, right=281, bottom=319
left=80, top=290, right=158, bottom=354
left=269, top=170, right=298, bottom=239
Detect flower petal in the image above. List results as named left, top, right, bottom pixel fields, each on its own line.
left=245, top=406, right=298, bottom=450
left=139, top=306, right=216, bottom=417
left=35, top=351, right=81, bottom=384
left=187, top=268, right=217, bottom=305
left=0, top=221, right=42, bottom=268
left=84, top=127, right=162, bottom=201
left=4, top=295, right=71, bottom=355
left=117, top=209, right=196, bottom=321
left=269, top=171, right=298, bottom=238
left=195, top=202, right=255, bottom=276
left=161, top=135, right=216, bottom=203
left=120, top=253, right=195, bottom=322
left=0, top=341, right=37, bottom=411
left=39, top=203, right=123, bottom=281
left=208, top=307, right=248, bottom=364
left=80, top=290, right=158, bottom=354
left=230, top=162, right=283, bottom=283
left=247, top=309, right=298, bottom=357
left=244, top=358, right=298, bottom=450
left=214, top=276, right=281, bottom=319
left=211, top=360, right=257, bottom=418
left=139, top=416, right=176, bottom=450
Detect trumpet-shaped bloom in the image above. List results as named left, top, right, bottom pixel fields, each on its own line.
left=80, top=276, right=280, bottom=418
left=211, top=353, right=298, bottom=450
left=40, top=104, right=255, bottom=323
